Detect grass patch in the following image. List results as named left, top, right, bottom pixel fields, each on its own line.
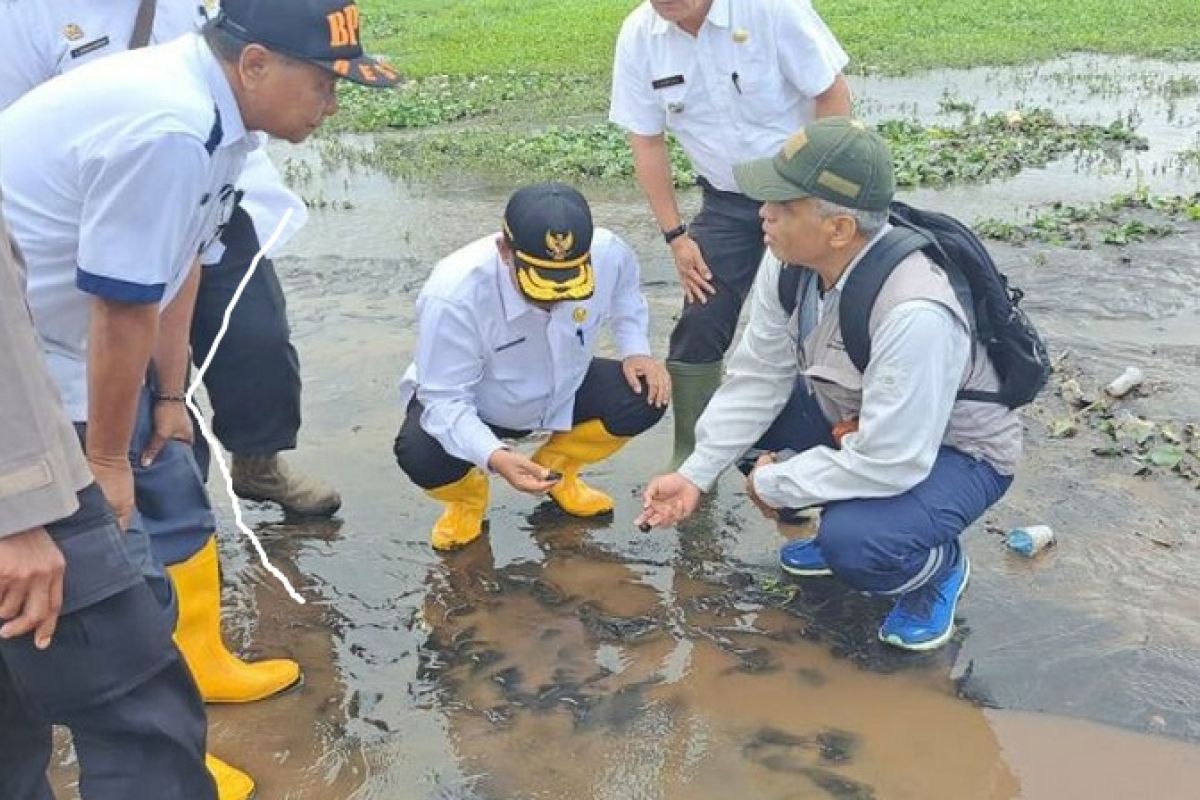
left=328, top=74, right=604, bottom=132
left=314, top=109, right=1146, bottom=190
left=975, top=189, right=1200, bottom=247
left=342, top=1, right=1200, bottom=134
left=358, top=0, right=1200, bottom=78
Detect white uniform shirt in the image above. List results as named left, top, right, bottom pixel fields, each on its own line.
left=0, top=0, right=307, bottom=256
left=678, top=246, right=971, bottom=509
left=609, top=0, right=848, bottom=192
left=398, top=228, right=652, bottom=470
left=0, top=34, right=258, bottom=421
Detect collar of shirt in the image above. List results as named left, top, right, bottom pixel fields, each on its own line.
left=495, top=253, right=546, bottom=322
left=650, top=0, right=731, bottom=36
left=193, top=35, right=251, bottom=150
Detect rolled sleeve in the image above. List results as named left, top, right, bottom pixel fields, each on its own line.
left=775, top=0, right=850, bottom=98
left=78, top=133, right=209, bottom=304
left=752, top=301, right=970, bottom=509
left=608, top=22, right=665, bottom=136
left=413, top=297, right=506, bottom=470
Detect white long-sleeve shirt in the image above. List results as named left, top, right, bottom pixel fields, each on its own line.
left=678, top=248, right=971, bottom=509
left=398, top=228, right=651, bottom=470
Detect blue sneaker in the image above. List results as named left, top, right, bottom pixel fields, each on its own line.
left=779, top=537, right=833, bottom=577
left=878, top=553, right=970, bottom=651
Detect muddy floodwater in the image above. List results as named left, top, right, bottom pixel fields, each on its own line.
left=50, top=57, right=1200, bottom=798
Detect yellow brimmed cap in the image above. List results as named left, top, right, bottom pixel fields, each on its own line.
left=503, top=182, right=595, bottom=303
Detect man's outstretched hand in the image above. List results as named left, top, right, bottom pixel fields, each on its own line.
left=636, top=472, right=702, bottom=530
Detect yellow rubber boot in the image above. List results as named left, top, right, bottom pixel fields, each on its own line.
left=206, top=754, right=256, bottom=800
left=532, top=420, right=629, bottom=517
left=167, top=537, right=302, bottom=704
left=426, top=468, right=490, bottom=551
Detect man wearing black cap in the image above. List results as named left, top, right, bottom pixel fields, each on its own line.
left=0, top=0, right=351, bottom=522
left=395, top=183, right=670, bottom=551
left=0, top=1, right=395, bottom=796
left=638, top=119, right=1020, bottom=652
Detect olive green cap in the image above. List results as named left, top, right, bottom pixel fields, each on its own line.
left=733, top=118, right=895, bottom=212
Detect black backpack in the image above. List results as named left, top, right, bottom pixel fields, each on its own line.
left=778, top=201, right=1050, bottom=409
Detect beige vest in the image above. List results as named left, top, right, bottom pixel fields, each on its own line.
left=794, top=247, right=1022, bottom=475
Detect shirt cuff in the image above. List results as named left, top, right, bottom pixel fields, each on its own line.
left=678, top=453, right=721, bottom=493
left=76, top=268, right=165, bottom=304
left=607, top=111, right=665, bottom=138
left=467, top=432, right=507, bottom=473
left=752, top=461, right=816, bottom=510
left=616, top=332, right=652, bottom=359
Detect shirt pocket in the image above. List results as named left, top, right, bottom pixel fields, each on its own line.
left=731, top=48, right=788, bottom=122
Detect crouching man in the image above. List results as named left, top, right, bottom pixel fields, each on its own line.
left=638, top=119, right=1021, bottom=651
left=396, top=182, right=670, bottom=550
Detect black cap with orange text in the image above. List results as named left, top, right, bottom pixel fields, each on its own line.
left=215, top=0, right=399, bottom=87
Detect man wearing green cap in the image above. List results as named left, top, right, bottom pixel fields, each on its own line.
left=637, top=118, right=1021, bottom=652
left=395, top=183, right=670, bottom=551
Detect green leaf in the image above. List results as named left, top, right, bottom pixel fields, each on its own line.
left=1146, top=444, right=1187, bottom=468
left=1049, top=417, right=1078, bottom=438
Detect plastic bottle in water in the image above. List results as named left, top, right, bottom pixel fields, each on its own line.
left=1006, top=525, right=1055, bottom=557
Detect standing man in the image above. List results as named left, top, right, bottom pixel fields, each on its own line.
left=637, top=120, right=1021, bottom=652
left=0, top=0, right=341, bottom=518
left=610, top=0, right=852, bottom=468
left=394, top=183, right=670, bottom=551
left=1, top=192, right=215, bottom=799
left=0, top=1, right=397, bottom=794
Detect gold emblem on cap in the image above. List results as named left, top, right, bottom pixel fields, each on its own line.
left=545, top=231, right=574, bottom=261
left=782, top=130, right=809, bottom=160
left=63, top=23, right=85, bottom=41
left=817, top=170, right=862, bottom=199
left=732, top=29, right=749, bottom=44
left=573, top=306, right=588, bottom=324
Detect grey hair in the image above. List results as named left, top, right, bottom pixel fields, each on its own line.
left=811, top=197, right=888, bottom=238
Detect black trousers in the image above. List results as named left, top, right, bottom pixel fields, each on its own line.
left=667, top=179, right=766, bottom=364
left=191, top=206, right=302, bottom=456
left=0, top=485, right=213, bottom=800
left=394, top=358, right=666, bottom=490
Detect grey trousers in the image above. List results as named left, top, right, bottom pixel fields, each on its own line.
left=667, top=179, right=766, bottom=364
left=0, top=485, right=214, bottom=800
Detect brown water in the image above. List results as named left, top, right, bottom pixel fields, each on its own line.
left=49, top=57, right=1200, bottom=798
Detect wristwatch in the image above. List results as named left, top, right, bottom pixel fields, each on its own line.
left=662, top=223, right=688, bottom=244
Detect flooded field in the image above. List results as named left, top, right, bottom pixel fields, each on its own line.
left=51, top=57, right=1200, bottom=798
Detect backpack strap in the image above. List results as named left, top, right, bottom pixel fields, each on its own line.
left=129, top=0, right=158, bottom=49
left=839, top=228, right=932, bottom=373
left=777, top=262, right=802, bottom=317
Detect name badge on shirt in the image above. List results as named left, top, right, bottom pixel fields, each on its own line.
left=70, top=36, right=111, bottom=59
left=651, top=75, right=685, bottom=90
